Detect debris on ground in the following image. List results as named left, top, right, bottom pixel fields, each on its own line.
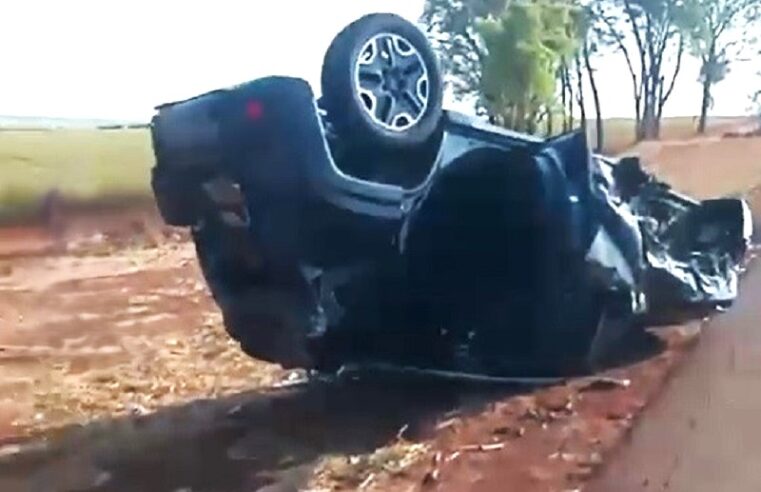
left=576, top=377, right=632, bottom=392
left=0, top=242, right=284, bottom=435
left=11, top=315, right=283, bottom=433
left=309, top=440, right=431, bottom=490
left=460, top=442, right=505, bottom=452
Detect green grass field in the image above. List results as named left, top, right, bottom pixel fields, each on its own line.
left=0, top=128, right=154, bottom=218
left=0, top=116, right=746, bottom=222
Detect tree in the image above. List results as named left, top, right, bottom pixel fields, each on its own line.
left=559, top=60, right=574, bottom=132
left=574, top=52, right=588, bottom=133
left=553, top=5, right=604, bottom=145
left=476, top=1, right=583, bottom=132
left=594, top=0, right=690, bottom=140
left=681, top=0, right=761, bottom=134
left=578, top=3, right=609, bottom=152
left=584, top=36, right=605, bottom=151
left=422, top=0, right=594, bottom=135
left=420, top=0, right=507, bottom=107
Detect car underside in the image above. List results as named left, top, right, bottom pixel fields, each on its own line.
left=150, top=14, right=752, bottom=378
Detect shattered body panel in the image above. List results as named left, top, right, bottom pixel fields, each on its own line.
left=150, top=77, right=751, bottom=376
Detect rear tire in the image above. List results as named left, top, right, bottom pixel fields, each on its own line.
left=321, top=13, right=444, bottom=150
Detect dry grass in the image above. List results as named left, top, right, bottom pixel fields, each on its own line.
left=630, top=136, right=761, bottom=199
left=0, top=128, right=153, bottom=214
left=13, top=309, right=283, bottom=434
left=587, top=116, right=748, bottom=155
left=309, top=440, right=431, bottom=490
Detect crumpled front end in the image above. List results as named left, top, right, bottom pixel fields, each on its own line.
left=614, top=157, right=751, bottom=310
left=585, top=154, right=752, bottom=312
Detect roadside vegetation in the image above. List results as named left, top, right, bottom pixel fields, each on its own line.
left=0, top=117, right=742, bottom=224
left=422, top=0, right=761, bottom=149
left=0, top=128, right=153, bottom=221
left=590, top=115, right=747, bottom=153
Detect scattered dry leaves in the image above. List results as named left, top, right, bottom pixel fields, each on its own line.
left=309, top=440, right=431, bottom=490
left=14, top=313, right=283, bottom=433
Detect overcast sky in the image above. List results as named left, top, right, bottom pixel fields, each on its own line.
left=1, top=0, right=757, bottom=121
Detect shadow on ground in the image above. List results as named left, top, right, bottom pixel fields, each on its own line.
left=0, top=326, right=667, bottom=492
left=0, top=379, right=521, bottom=492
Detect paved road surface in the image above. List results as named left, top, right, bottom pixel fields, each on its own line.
left=589, top=260, right=761, bottom=492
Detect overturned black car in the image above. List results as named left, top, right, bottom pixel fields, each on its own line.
left=150, top=14, right=752, bottom=377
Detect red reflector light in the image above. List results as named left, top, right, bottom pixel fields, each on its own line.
left=245, top=100, right=264, bottom=120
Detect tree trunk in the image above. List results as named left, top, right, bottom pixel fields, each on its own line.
left=515, top=100, right=527, bottom=132
left=654, top=75, right=665, bottom=139
left=629, top=73, right=642, bottom=141
left=560, top=62, right=570, bottom=132
left=641, top=72, right=659, bottom=140
left=527, top=116, right=537, bottom=135
left=574, top=54, right=587, bottom=135
left=656, top=36, right=685, bottom=139
left=698, top=73, right=711, bottom=134
left=634, top=77, right=644, bottom=141
left=642, top=110, right=658, bottom=140
left=584, top=42, right=604, bottom=152
left=546, top=108, right=554, bottom=136
left=566, top=65, right=575, bottom=131
left=698, top=43, right=716, bottom=135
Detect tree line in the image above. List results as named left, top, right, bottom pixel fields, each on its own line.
left=421, top=0, right=761, bottom=150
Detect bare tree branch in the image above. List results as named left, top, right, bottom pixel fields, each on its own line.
left=463, top=28, right=486, bottom=63
left=599, top=12, right=641, bottom=100
left=584, top=39, right=604, bottom=152
left=660, top=35, right=685, bottom=111
left=623, top=0, right=649, bottom=124
left=623, top=0, right=647, bottom=60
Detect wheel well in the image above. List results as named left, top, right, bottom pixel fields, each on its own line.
left=325, top=125, right=443, bottom=188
